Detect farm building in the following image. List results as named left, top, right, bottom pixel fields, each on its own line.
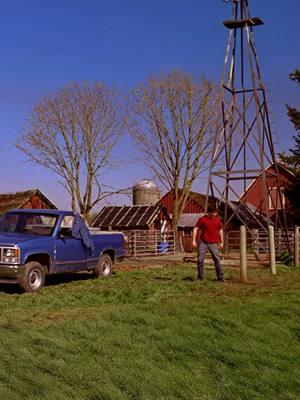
left=132, top=179, right=161, bottom=206
left=157, top=188, right=271, bottom=252
left=176, top=213, right=203, bottom=252
left=157, top=189, right=216, bottom=252
left=0, top=189, right=57, bottom=216
left=158, top=189, right=207, bottom=214
left=240, top=163, right=295, bottom=225
left=91, top=204, right=174, bottom=257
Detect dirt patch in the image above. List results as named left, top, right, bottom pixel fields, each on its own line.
left=114, top=256, right=181, bottom=272
left=115, top=253, right=269, bottom=272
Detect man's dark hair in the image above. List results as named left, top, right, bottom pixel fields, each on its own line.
left=207, top=205, right=217, bottom=213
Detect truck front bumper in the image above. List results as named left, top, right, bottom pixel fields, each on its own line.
left=0, top=264, right=24, bottom=283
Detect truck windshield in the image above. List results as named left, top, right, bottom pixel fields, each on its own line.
left=0, top=212, right=57, bottom=236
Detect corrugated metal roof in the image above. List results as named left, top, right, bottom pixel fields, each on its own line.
left=176, top=213, right=204, bottom=228
left=91, top=205, right=169, bottom=229
left=0, top=189, right=56, bottom=215
left=227, top=201, right=269, bottom=229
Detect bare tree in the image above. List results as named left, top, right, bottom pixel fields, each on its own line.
left=17, top=81, right=125, bottom=220
left=129, top=71, right=220, bottom=243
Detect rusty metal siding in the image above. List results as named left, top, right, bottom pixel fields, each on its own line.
left=23, top=193, right=54, bottom=210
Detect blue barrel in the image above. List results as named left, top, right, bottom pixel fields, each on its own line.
left=157, top=242, right=169, bottom=254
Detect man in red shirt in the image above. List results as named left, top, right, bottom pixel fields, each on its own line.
left=192, top=205, right=224, bottom=281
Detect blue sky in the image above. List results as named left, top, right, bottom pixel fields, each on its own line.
left=0, top=0, right=299, bottom=209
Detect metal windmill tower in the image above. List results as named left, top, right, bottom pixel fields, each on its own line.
left=206, top=0, right=290, bottom=249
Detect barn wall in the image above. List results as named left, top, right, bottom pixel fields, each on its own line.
left=241, top=166, right=294, bottom=216
left=158, top=191, right=204, bottom=252
left=158, top=192, right=204, bottom=214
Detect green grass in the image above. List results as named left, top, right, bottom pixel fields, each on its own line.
left=0, top=265, right=299, bottom=400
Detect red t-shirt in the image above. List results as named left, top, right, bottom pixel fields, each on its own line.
left=196, top=215, right=223, bottom=244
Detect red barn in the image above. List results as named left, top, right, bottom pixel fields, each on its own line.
left=158, top=189, right=207, bottom=214
left=240, top=163, right=295, bottom=224
left=157, top=190, right=211, bottom=252
left=0, top=189, right=57, bottom=216
left=157, top=187, right=275, bottom=252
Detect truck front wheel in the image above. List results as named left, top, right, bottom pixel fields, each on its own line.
left=93, top=254, right=112, bottom=278
left=19, top=261, right=46, bottom=293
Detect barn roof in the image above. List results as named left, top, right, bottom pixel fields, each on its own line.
left=225, top=201, right=269, bottom=229
left=0, top=189, right=56, bottom=215
left=187, top=191, right=207, bottom=207
left=91, top=205, right=170, bottom=229
left=176, top=213, right=203, bottom=228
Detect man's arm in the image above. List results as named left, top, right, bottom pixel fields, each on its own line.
left=192, top=227, right=199, bottom=249
left=219, top=228, right=224, bottom=249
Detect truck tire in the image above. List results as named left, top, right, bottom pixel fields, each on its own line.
left=19, top=261, right=46, bottom=293
left=93, top=254, right=112, bottom=278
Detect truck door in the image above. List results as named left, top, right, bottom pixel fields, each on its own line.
left=53, top=216, right=88, bottom=273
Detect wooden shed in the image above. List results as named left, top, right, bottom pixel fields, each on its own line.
left=91, top=205, right=174, bottom=257
left=0, top=189, right=57, bottom=216
left=176, top=213, right=203, bottom=252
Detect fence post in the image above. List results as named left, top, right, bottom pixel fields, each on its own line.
left=252, top=229, right=258, bottom=253
left=269, top=226, right=276, bottom=275
left=295, top=226, right=299, bottom=267
left=133, top=231, right=136, bottom=257
left=173, top=230, right=176, bottom=254
left=240, top=225, right=247, bottom=282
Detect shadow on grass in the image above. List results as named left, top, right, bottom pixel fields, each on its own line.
left=0, top=284, right=23, bottom=294
left=154, top=276, right=173, bottom=281
left=182, top=276, right=196, bottom=282
left=0, top=272, right=96, bottom=294
left=45, top=272, right=94, bottom=287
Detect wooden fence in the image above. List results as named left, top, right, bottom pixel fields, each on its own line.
left=121, top=226, right=299, bottom=264
left=226, top=227, right=300, bottom=266
left=226, top=229, right=294, bottom=252
left=124, top=230, right=175, bottom=257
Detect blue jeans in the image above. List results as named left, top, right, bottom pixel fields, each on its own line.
left=197, top=242, right=224, bottom=280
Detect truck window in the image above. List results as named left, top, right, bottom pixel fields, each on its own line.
left=0, top=214, right=18, bottom=232
left=0, top=212, right=57, bottom=236
left=59, top=216, right=74, bottom=238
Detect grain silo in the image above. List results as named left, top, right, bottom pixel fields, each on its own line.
left=132, top=179, right=161, bottom=205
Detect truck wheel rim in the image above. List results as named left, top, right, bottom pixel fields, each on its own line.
left=102, top=260, right=111, bottom=276
left=29, top=269, right=42, bottom=290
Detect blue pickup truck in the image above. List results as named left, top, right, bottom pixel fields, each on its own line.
left=0, top=209, right=125, bottom=292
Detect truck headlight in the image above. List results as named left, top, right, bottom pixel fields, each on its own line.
left=1, top=248, right=20, bottom=264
